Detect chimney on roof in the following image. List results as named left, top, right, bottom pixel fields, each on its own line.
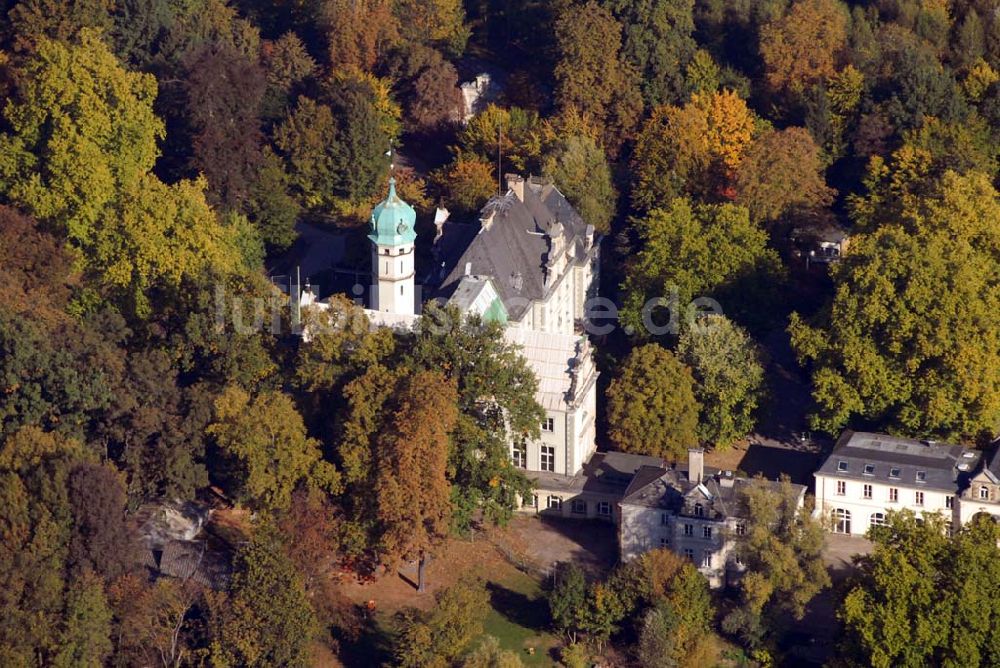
left=433, top=207, right=449, bottom=244
left=480, top=208, right=496, bottom=230
left=506, top=173, right=524, bottom=201
left=688, top=448, right=704, bottom=483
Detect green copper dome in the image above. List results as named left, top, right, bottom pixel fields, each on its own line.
left=369, top=177, right=416, bottom=246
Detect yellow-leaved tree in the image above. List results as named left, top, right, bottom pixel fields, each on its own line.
left=631, top=90, right=756, bottom=210
left=0, top=29, right=248, bottom=315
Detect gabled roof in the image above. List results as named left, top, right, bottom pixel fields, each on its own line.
left=431, top=177, right=595, bottom=320
left=620, top=464, right=804, bottom=521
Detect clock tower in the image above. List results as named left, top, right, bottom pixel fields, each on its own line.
left=368, top=177, right=417, bottom=315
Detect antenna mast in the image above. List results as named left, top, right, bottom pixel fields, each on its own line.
left=497, top=123, right=502, bottom=195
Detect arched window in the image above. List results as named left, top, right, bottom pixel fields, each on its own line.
left=870, top=512, right=886, bottom=528
left=833, top=508, right=851, bottom=534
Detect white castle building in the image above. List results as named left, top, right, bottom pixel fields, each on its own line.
left=301, top=174, right=601, bottom=500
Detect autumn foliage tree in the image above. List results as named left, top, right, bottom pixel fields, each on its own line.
left=759, top=0, right=849, bottom=96
left=320, top=0, right=399, bottom=72
left=734, top=126, right=834, bottom=224
left=553, top=1, right=642, bottom=149
left=374, top=371, right=458, bottom=589
left=185, top=45, right=267, bottom=211
left=409, top=307, right=543, bottom=530
left=631, top=90, right=757, bottom=209
left=433, top=156, right=497, bottom=215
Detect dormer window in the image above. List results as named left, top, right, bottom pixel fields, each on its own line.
left=694, top=503, right=704, bottom=517
left=889, top=468, right=901, bottom=479
left=863, top=464, right=875, bottom=476
left=980, top=486, right=990, bottom=500
left=837, top=461, right=849, bottom=472
left=916, top=471, right=926, bottom=483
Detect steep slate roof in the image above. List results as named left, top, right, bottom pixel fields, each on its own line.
left=621, top=465, right=800, bottom=521
left=431, top=178, right=593, bottom=320
left=815, top=430, right=980, bottom=493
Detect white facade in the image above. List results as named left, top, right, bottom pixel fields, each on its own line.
left=616, top=452, right=806, bottom=589
left=620, top=497, right=739, bottom=589
left=371, top=242, right=415, bottom=315
left=505, top=328, right=598, bottom=477
left=813, top=431, right=985, bottom=536
left=511, top=250, right=597, bottom=336
left=815, top=473, right=957, bottom=535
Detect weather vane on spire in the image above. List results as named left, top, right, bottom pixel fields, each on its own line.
left=385, top=143, right=395, bottom=177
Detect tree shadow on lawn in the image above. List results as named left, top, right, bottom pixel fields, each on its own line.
left=333, top=612, right=396, bottom=667
left=486, top=581, right=549, bottom=631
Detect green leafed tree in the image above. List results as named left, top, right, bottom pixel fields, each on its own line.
left=0, top=29, right=160, bottom=246
left=208, top=386, right=341, bottom=512
left=275, top=96, right=340, bottom=210
left=53, top=570, right=113, bottom=668
left=542, top=133, right=617, bottom=234
left=621, top=198, right=782, bottom=336
left=458, top=104, right=543, bottom=175
left=394, top=577, right=490, bottom=668
left=677, top=315, right=765, bottom=448
left=0, top=428, right=90, bottom=665
left=837, top=509, right=1000, bottom=668
left=208, top=521, right=317, bottom=668
left=461, top=635, right=525, bottom=668
left=549, top=562, right=589, bottom=643
left=0, top=309, right=114, bottom=440
left=0, top=30, right=244, bottom=315
left=724, top=478, right=828, bottom=650
left=603, top=0, right=698, bottom=107
left=409, top=306, right=543, bottom=530
left=606, top=344, right=700, bottom=458
left=606, top=547, right=712, bottom=665
left=6, top=0, right=112, bottom=53
left=790, top=168, right=1000, bottom=438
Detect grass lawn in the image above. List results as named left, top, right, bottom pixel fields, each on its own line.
left=334, top=533, right=564, bottom=666
left=478, top=568, right=561, bottom=665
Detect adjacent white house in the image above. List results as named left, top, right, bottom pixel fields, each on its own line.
left=813, top=430, right=985, bottom=535
left=619, top=449, right=806, bottom=588
left=957, top=447, right=1000, bottom=525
